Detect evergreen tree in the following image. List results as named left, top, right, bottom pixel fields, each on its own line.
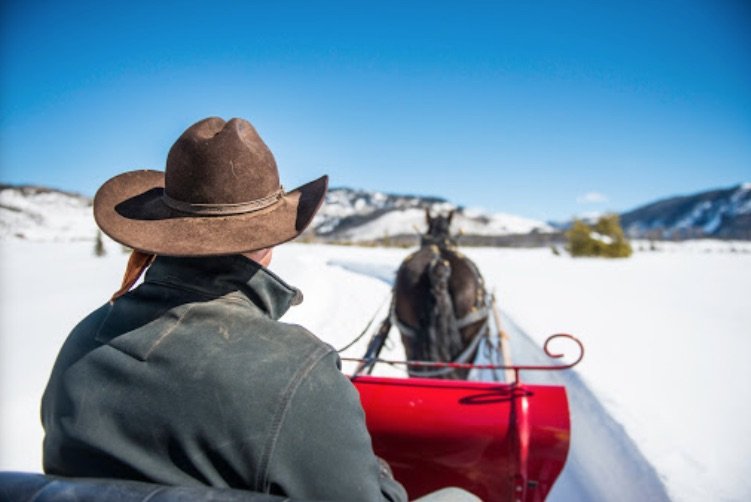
left=566, top=214, right=632, bottom=258
left=594, top=214, right=632, bottom=257
left=566, top=219, right=598, bottom=256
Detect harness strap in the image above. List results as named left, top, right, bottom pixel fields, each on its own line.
left=390, top=305, right=419, bottom=339
left=394, top=297, right=490, bottom=338
left=407, top=319, right=490, bottom=377
left=456, top=303, right=490, bottom=329
left=390, top=293, right=493, bottom=377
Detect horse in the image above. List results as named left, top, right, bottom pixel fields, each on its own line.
left=389, top=209, right=490, bottom=379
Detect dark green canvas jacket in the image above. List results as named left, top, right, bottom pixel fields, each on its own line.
left=41, top=255, right=406, bottom=502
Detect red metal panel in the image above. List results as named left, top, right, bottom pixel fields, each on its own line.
left=352, top=376, right=570, bottom=502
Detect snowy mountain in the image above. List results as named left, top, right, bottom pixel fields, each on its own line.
left=0, top=184, right=98, bottom=242
left=0, top=184, right=553, bottom=244
left=7, top=182, right=749, bottom=245
left=620, top=183, right=751, bottom=240
left=311, top=187, right=553, bottom=243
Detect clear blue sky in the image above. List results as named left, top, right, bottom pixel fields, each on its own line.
left=1, top=1, right=749, bottom=221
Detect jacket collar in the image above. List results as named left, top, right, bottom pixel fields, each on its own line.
left=143, top=255, right=303, bottom=320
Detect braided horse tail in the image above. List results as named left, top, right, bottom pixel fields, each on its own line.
left=424, top=250, right=465, bottom=367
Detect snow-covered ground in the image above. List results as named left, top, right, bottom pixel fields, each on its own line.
left=1, top=239, right=750, bottom=501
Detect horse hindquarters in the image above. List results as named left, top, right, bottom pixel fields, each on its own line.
left=395, top=247, right=471, bottom=379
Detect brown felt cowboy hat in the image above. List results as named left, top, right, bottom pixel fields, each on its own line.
left=94, top=117, right=328, bottom=256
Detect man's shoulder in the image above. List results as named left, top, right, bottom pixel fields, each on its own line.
left=197, top=320, right=347, bottom=431
left=58, top=303, right=113, bottom=353
left=204, top=317, right=339, bottom=383
left=272, top=321, right=333, bottom=352
left=258, top=320, right=337, bottom=373
left=220, top=310, right=333, bottom=355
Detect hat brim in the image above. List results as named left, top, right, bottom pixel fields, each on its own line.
left=94, top=170, right=328, bottom=256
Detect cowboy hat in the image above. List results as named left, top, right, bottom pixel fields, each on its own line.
left=94, top=117, right=328, bottom=256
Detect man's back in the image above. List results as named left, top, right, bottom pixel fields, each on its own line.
left=42, top=255, right=405, bottom=501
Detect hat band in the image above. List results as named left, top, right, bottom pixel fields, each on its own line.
left=162, top=187, right=285, bottom=216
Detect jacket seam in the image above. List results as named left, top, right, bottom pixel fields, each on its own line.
left=256, top=345, right=334, bottom=491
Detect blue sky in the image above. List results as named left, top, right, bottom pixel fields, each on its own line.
left=1, top=1, right=749, bottom=221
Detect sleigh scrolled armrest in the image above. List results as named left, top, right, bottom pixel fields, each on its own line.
left=344, top=333, right=585, bottom=384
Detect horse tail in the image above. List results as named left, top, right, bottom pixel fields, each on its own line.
left=426, top=254, right=464, bottom=364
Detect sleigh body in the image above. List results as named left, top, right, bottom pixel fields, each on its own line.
left=352, top=375, right=570, bottom=501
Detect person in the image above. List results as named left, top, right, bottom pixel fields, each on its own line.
left=41, top=117, right=408, bottom=502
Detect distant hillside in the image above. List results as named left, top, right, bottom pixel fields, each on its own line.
left=311, top=187, right=553, bottom=244
left=0, top=184, right=97, bottom=241
left=0, top=184, right=554, bottom=245
left=7, top=182, right=747, bottom=245
left=620, top=183, right=751, bottom=240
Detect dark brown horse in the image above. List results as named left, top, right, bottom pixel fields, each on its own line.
left=390, top=209, right=490, bottom=379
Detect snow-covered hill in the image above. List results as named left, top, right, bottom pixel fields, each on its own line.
left=621, top=183, right=751, bottom=239
left=0, top=184, right=553, bottom=244
left=6, top=182, right=750, bottom=245
left=311, top=187, right=554, bottom=241
left=0, top=185, right=98, bottom=242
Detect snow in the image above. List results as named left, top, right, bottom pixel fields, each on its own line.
left=730, top=185, right=751, bottom=214
left=337, top=207, right=427, bottom=241
left=589, top=231, right=614, bottom=245
left=309, top=187, right=552, bottom=241
left=0, top=188, right=97, bottom=242
left=2, top=239, right=751, bottom=501
left=621, top=183, right=751, bottom=240
left=453, top=211, right=553, bottom=235
left=336, top=207, right=552, bottom=241
left=463, top=246, right=751, bottom=502
left=0, top=185, right=552, bottom=244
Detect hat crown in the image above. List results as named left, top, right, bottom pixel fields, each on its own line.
left=165, top=117, right=280, bottom=205
left=93, top=116, right=328, bottom=256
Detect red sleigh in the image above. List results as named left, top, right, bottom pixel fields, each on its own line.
left=348, top=333, right=584, bottom=502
